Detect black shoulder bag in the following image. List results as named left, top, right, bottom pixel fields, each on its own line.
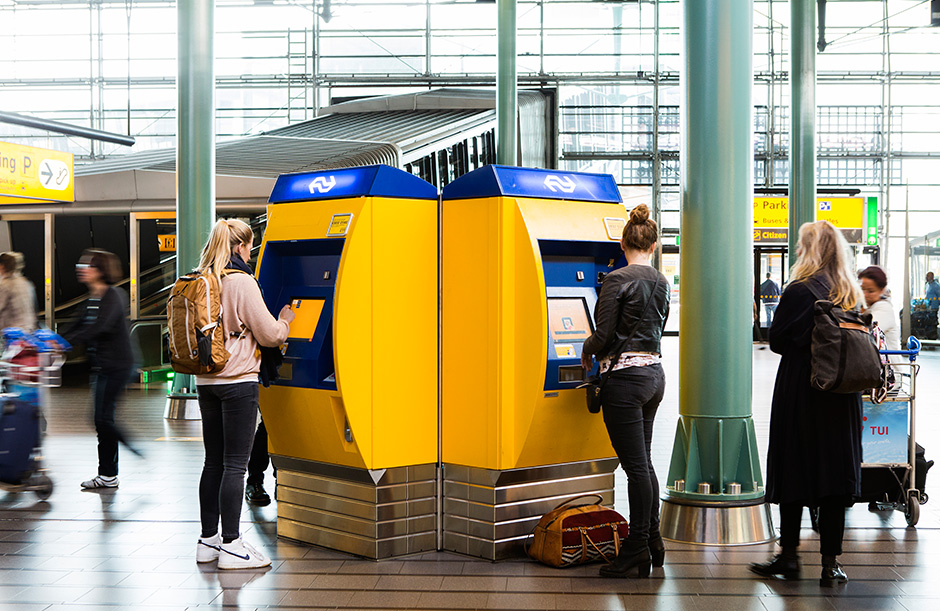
left=582, top=287, right=656, bottom=414
left=805, top=279, right=882, bottom=394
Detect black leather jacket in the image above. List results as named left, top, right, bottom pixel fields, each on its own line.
left=583, top=264, right=670, bottom=358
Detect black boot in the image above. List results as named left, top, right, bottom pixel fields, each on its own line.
left=648, top=533, right=665, bottom=568
left=820, top=555, right=848, bottom=586
left=599, top=538, right=651, bottom=578
left=245, top=482, right=271, bottom=506
left=749, top=549, right=800, bottom=580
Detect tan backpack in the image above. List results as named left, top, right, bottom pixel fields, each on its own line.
left=166, top=268, right=244, bottom=375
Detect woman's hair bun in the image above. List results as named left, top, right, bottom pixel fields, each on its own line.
left=629, top=204, right=650, bottom=225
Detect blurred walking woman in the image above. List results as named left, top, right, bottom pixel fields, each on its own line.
left=581, top=204, right=670, bottom=578
left=63, top=249, right=135, bottom=490
left=0, top=251, right=37, bottom=332
left=194, top=219, right=293, bottom=570
left=750, top=221, right=864, bottom=586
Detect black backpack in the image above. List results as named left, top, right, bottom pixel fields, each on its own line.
left=806, top=280, right=882, bottom=394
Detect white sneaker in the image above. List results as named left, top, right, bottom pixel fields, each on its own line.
left=217, top=537, right=271, bottom=570
left=196, top=533, right=222, bottom=563
left=81, top=475, right=118, bottom=489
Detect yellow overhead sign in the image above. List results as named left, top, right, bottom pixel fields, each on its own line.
left=0, top=141, right=74, bottom=204
left=158, top=234, right=177, bottom=252
left=754, top=197, right=789, bottom=228
left=753, top=196, right=867, bottom=244
left=816, top=197, right=864, bottom=229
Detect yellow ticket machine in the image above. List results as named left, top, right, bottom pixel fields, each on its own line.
left=257, top=165, right=438, bottom=559
left=441, top=165, right=627, bottom=559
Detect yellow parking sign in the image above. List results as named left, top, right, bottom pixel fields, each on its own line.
left=0, top=141, right=74, bottom=204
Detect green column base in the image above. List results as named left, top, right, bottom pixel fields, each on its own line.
left=664, top=414, right=764, bottom=501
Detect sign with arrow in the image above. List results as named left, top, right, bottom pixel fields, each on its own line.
left=0, top=141, right=74, bottom=204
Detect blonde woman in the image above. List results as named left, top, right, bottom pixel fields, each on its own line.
left=0, top=251, right=37, bottom=332
left=750, top=221, right=864, bottom=586
left=193, top=219, right=294, bottom=570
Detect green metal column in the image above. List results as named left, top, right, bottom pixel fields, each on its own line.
left=661, top=0, right=771, bottom=545
left=168, top=0, right=215, bottom=407
left=789, top=0, right=816, bottom=255
left=496, top=0, right=517, bottom=166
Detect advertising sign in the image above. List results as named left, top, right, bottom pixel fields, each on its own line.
left=0, top=141, right=74, bottom=204
left=861, top=400, right=908, bottom=465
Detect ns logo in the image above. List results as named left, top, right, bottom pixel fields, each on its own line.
left=543, top=174, right=577, bottom=194
left=308, top=175, right=336, bottom=194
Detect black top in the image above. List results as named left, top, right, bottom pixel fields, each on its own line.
left=765, top=277, right=863, bottom=505
left=63, top=286, right=133, bottom=375
left=583, top=264, right=670, bottom=358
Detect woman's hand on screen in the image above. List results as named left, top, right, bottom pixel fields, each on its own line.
left=279, top=304, right=296, bottom=323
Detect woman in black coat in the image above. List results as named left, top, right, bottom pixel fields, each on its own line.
left=750, top=221, right=863, bottom=586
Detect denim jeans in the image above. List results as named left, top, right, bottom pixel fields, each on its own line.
left=600, top=363, right=666, bottom=541
left=197, top=382, right=259, bottom=541
left=91, top=370, right=131, bottom=477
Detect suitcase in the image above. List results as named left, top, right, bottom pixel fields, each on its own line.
left=0, top=389, right=42, bottom=484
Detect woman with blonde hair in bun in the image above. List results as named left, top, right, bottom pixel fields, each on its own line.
left=192, top=219, right=294, bottom=570
left=581, top=204, right=671, bottom=578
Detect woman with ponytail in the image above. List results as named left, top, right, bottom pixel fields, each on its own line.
left=750, top=221, right=864, bottom=586
left=193, top=219, right=294, bottom=570
left=581, top=204, right=671, bottom=578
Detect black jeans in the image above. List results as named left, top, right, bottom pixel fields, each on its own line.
left=197, top=382, right=259, bottom=540
left=91, top=370, right=131, bottom=477
left=779, top=498, right=847, bottom=557
left=600, top=363, right=666, bottom=542
left=247, top=417, right=272, bottom=485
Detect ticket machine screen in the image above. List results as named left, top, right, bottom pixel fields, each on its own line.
left=288, top=298, right=325, bottom=341
left=547, top=298, right=593, bottom=342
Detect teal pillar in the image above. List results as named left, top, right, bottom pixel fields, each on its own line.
left=496, top=0, right=517, bottom=166
left=660, top=0, right=773, bottom=545
left=789, top=0, right=816, bottom=255
left=167, top=0, right=215, bottom=413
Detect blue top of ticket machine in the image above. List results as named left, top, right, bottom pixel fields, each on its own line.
left=441, top=165, right=622, bottom=203
left=269, top=164, right=439, bottom=203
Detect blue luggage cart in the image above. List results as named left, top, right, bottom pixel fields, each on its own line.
left=0, top=329, right=68, bottom=500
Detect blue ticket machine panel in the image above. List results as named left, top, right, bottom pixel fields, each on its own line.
left=541, top=241, right=625, bottom=391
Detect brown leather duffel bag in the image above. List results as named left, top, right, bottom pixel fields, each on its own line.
left=526, top=494, right=629, bottom=568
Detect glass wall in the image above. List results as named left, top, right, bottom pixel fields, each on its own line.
left=2, top=0, right=939, bottom=305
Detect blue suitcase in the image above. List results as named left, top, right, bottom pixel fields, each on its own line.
left=0, top=388, right=42, bottom=484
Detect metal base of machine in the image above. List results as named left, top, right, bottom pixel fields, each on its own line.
left=273, top=457, right=437, bottom=560
left=164, top=394, right=200, bottom=420
left=442, top=458, right=619, bottom=561
left=660, top=496, right=777, bottom=546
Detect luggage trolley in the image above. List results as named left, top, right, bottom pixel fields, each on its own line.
left=0, top=328, right=69, bottom=500
left=860, top=336, right=925, bottom=526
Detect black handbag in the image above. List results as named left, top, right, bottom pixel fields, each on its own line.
left=582, top=289, right=655, bottom=414
left=806, top=279, right=882, bottom=394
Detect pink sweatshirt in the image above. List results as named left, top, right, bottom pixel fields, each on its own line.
left=195, top=272, right=290, bottom=386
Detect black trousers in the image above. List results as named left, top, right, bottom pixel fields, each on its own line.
left=91, top=370, right=131, bottom=477
left=247, top=417, right=272, bottom=485
left=197, top=382, right=258, bottom=540
left=779, top=499, right=847, bottom=557
left=600, top=363, right=666, bottom=541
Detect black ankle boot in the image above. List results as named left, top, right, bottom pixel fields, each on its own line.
left=648, top=533, right=665, bottom=568
left=820, top=555, right=848, bottom=586
left=599, top=538, right=651, bottom=578
left=749, top=550, right=800, bottom=580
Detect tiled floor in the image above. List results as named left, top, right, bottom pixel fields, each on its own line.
left=1, top=337, right=939, bottom=610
